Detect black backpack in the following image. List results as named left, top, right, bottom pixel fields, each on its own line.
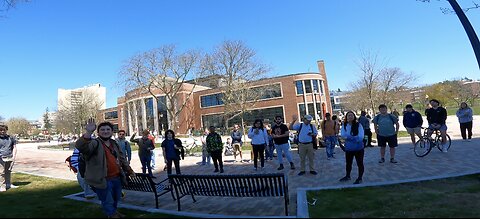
left=293, top=123, right=319, bottom=150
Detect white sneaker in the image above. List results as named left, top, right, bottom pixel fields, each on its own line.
left=6, top=184, right=18, bottom=189
left=467, top=139, right=471, bottom=142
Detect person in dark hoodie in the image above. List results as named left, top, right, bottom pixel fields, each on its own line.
left=161, top=130, right=184, bottom=175
left=402, top=104, right=423, bottom=146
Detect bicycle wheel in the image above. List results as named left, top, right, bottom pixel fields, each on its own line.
left=437, top=134, right=452, bottom=152
left=414, top=138, right=432, bottom=157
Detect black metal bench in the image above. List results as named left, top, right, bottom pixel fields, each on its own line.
left=123, top=173, right=175, bottom=208
left=168, top=173, right=289, bottom=215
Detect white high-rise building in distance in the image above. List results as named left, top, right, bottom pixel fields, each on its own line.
left=57, top=83, right=107, bottom=111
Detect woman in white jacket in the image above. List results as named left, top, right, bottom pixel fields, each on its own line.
left=248, top=119, right=269, bottom=171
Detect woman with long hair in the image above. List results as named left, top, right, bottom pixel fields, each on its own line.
left=248, top=119, right=269, bottom=170
left=161, top=130, right=184, bottom=175
left=456, top=102, right=473, bottom=142
left=339, top=111, right=365, bottom=184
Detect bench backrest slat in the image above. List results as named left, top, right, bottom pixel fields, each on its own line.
left=169, top=173, right=286, bottom=198
left=123, top=173, right=155, bottom=193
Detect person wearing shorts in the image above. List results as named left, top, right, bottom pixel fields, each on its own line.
left=373, top=104, right=400, bottom=164
left=230, top=124, right=243, bottom=162
left=425, top=99, right=448, bottom=152
left=402, top=104, right=423, bottom=147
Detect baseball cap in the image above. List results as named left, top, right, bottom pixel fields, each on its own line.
left=303, top=115, right=313, bottom=121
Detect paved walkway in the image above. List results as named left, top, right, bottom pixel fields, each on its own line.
left=12, top=116, right=480, bottom=217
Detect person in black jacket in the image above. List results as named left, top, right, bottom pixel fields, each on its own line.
left=425, top=99, right=448, bottom=152
left=161, top=130, right=184, bottom=175
left=402, top=104, right=423, bottom=146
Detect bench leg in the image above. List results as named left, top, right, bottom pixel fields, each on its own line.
left=155, top=195, right=159, bottom=209
left=284, top=196, right=288, bottom=216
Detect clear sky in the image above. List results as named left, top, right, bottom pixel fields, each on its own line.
left=0, top=0, right=479, bottom=121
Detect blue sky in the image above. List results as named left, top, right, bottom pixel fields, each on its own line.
left=1, top=0, right=479, bottom=121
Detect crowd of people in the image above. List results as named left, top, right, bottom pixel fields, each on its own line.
left=0, top=99, right=475, bottom=218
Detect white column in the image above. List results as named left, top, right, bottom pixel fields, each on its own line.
left=141, top=98, right=147, bottom=131
left=302, top=80, right=308, bottom=116
left=153, top=97, right=159, bottom=135
left=312, top=80, right=319, bottom=121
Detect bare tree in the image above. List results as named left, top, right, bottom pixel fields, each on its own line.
left=353, top=49, right=385, bottom=113
left=6, top=117, right=30, bottom=136
left=55, top=90, right=104, bottom=135
left=203, top=40, right=270, bottom=130
left=349, top=50, right=417, bottom=113
left=1, top=0, right=28, bottom=17
left=119, top=45, right=205, bottom=132
left=377, top=67, right=417, bottom=110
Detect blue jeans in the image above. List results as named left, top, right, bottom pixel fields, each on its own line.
left=151, top=149, right=156, bottom=169
left=265, top=144, right=275, bottom=160
left=202, top=148, right=211, bottom=165
left=139, top=154, right=153, bottom=176
left=92, top=177, right=122, bottom=217
left=275, top=143, right=293, bottom=164
left=76, top=172, right=95, bottom=197
left=324, top=136, right=337, bottom=158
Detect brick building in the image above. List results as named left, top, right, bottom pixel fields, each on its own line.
left=98, top=60, right=332, bottom=135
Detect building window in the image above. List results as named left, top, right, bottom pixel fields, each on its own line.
left=295, top=81, right=304, bottom=95
left=319, top=80, right=325, bottom=95
left=248, top=83, right=282, bottom=101
left=312, top=80, right=319, bottom=93
left=145, top=98, right=155, bottom=132
left=229, top=106, right=284, bottom=128
left=304, top=80, right=312, bottom=94
left=202, top=114, right=225, bottom=130
left=104, top=111, right=118, bottom=120
left=200, top=93, right=224, bottom=108
left=298, top=103, right=322, bottom=119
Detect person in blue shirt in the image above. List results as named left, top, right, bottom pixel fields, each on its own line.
left=402, top=104, right=423, bottom=146
left=289, top=114, right=318, bottom=176
left=161, top=130, right=183, bottom=175
left=339, top=111, right=365, bottom=184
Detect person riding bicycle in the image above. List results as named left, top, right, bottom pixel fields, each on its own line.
left=425, top=99, right=448, bottom=152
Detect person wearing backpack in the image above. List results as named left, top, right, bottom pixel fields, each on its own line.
left=69, top=148, right=96, bottom=199
left=289, top=114, right=318, bottom=176
left=373, top=104, right=400, bottom=164
left=358, top=111, right=373, bottom=147
left=76, top=119, right=135, bottom=218
left=206, top=126, right=224, bottom=173
left=321, top=113, right=338, bottom=160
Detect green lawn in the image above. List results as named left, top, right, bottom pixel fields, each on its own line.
left=0, top=173, right=184, bottom=218
left=308, top=174, right=480, bottom=217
